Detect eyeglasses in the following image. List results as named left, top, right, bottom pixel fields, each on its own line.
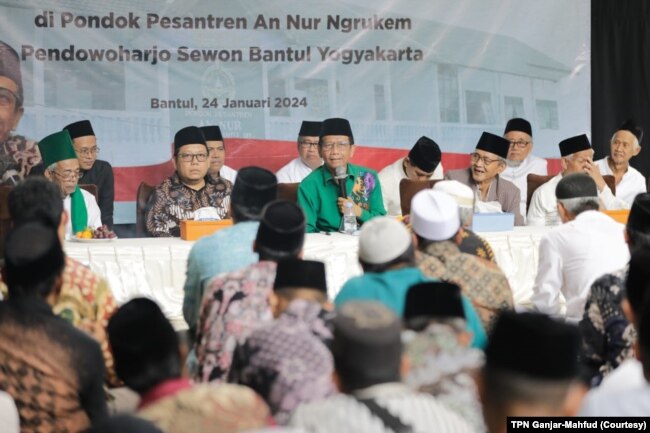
left=508, top=139, right=530, bottom=148
left=50, top=169, right=81, bottom=180
left=0, top=88, right=20, bottom=109
left=321, top=141, right=351, bottom=151
left=76, top=146, right=100, bottom=156
left=299, top=140, right=319, bottom=149
left=178, top=152, right=208, bottom=162
left=470, top=152, right=501, bottom=165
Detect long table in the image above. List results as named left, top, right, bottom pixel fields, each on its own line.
left=64, top=227, right=548, bottom=329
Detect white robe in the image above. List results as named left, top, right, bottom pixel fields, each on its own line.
left=276, top=157, right=320, bottom=183
left=595, top=157, right=646, bottom=208
left=64, top=188, right=102, bottom=237
left=530, top=210, right=629, bottom=322
left=500, top=154, right=548, bottom=219
left=378, top=157, right=444, bottom=216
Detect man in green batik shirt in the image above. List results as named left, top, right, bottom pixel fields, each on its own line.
left=297, top=117, right=386, bottom=233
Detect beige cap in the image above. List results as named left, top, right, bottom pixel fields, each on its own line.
left=433, top=180, right=474, bottom=208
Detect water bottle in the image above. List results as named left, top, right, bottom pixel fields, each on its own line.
left=340, top=201, right=358, bottom=234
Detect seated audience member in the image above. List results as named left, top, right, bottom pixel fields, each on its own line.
left=579, top=193, right=650, bottom=386
left=290, top=301, right=472, bottom=433
left=298, top=117, right=386, bottom=232
left=530, top=173, right=629, bottom=322
left=195, top=200, right=305, bottom=382
left=478, top=312, right=584, bottom=433
left=412, top=189, right=513, bottom=331
left=38, top=130, right=102, bottom=237
left=335, top=216, right=487, bottom=348
left=595, top=119, right=646, bottom=207
left=108, top=298, right=271, bottom=432
left=0, top=40, right=41, bottom=179
left=87, top=415, right=163, bottom=433
left=402, top=282, right=485, bottom=432
left=445, top=132, right=523, bottom=225
left=200, top=125, right=238, bottom=183
left=0, top=391, right=19, bottom=433
left=5, top=177, right=119, bottom=385
left=579, top=247, right=650, bottom=403
left=433, top=180, right=495, bottom=261
left=378, top=136, right=443, bottom=216
left=183, top=167, right=277, bottom=339
left=228, top=259, right=336, bottom=424
left=276, top=121, right=323, bottom=183
left=145, top=126, right=232, bottom=237
left=0, top=222, right=107, bottom=431
left=500, top=118, right=548, bottom=218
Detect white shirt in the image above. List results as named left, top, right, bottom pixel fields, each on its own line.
left=501, top=154, right=548, bottom=219
left=595, top=157, right=646, bottom=208
left=378, top=157, right=444, bottom=216
left=530, top=210, right=629, bottom=322
left=580, top=360, right=649, bottom=416
left=276, top=157, right=320, bottom=183
left=0, top=391, right=19, bottom=433
left=63, top=188, right=102, bottom=237
left=220, top=165, right=237, bottom=183
left=598, top=359, right=645, bottom=393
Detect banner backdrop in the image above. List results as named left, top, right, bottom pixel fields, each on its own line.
left=1, top=0, right=590, bottom=223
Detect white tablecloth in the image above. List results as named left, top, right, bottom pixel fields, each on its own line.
left=64, top=227, right=548, bottom=329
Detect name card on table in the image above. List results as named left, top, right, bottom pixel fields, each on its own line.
left=471, top=213, right=514, bottom=232
left=180, top=219, right=233, bottom=241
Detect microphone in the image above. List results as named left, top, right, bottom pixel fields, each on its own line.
left=334, top=166, right=347, bottom=198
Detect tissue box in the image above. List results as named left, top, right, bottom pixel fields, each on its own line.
left=180, top=219, right=233, bottom=241
left=602, top=210, right=630, bottom=224
left=471, top=213, right=514, bottom=232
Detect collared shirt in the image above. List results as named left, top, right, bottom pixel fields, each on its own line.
left=526, top=173, right=562, bottom=226
left=579, top=265, right=635, bottom=386
left=298, top=163, right=386, bottom=233
left=195, top=261, right=276, bottom=383
left=79, top=160, right=115, bottom=228
left=335, top=267, right=487, bottom=349
left=64, top=188, right=102, bottom=237
left=0, top=297, right=107, bottom=431
left=183, top=221, right=260, bottom=335
left=378, top=157, right=444, bottom=216
left=416, top=241, right=514, bottom=332
left=276, top=157, right=321, bottom=184
left=595, top=157, right=646, bottom=207
left=501, top=154, right=548, bottom=218
left=530, top=210, right=629, bottom=322
left=145, top=173, right=232, bottom=237
left=289, top=382, right=472, bottom=433
left=0, top=133, right=41, bottom=178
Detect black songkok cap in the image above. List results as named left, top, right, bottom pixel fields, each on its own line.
left=559, top=134, right=591, bottom=157
left=200, top=125, right=223, bottom=141
left=486, top=311, right=579, bottom=379
left=231, top=166, right=278, bottom=220
left=64, top=120, right=95, bottom=139
left=0, top=41, right=22, bottom=104
left=320, top=118, right=354, bottom=143
left=332, top=301, right=401, bottom=385
left=108, top=298, right=178, bottom=384
left=403, top=282, right=465, bottom=320
left=618, top=119, right=644, bottom=144
left=475, top=132, right=510, bottom=159
left=274, top=259, right=327, bottom=294
left=555, top=173, right=597, bottom=200
left=408, top=136, right=441, bottom=173
left=299, top=121, right=322, bottom=137
left=627, top=193, right=650, bottom=233
left=504, top=118, right=532, bottom=136
left=87, top=415, right=164, bottom=433
left=256, top=200, right=306, bottom=255
left=625, top=248, right=650, bottom=314
left=173, top=126, right=206, bottom=153
left=4, top=222, right=64, bottom=292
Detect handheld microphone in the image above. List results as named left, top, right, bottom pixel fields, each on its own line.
left=334, top=166, right=347, bottom=198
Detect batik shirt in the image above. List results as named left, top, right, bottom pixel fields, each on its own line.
left=0, top=134, right=41, bottom=178
left=459, top=229, right=495, bottom=263
left=416, top=241, right=514, bottom=332
left=195, top=261, right=276, bottom=383
left=145, top=173, right=232, bottom=237
left=579, top=265, right=635, bottom=386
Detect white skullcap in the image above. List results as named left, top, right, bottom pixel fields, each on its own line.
left=358, top=216, right=412, bottom=264
left=433, top=180, right=474, bottom=208
left=411, top=190, right=460, bottom=241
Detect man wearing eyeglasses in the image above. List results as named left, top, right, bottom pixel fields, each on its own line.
left=200, top=125, right=238, bottom=183
left=445, top=132, right=524, bottom=225
left=38, top=130, right=102, bottom=238
left=500, top=118, right=548, bottom=219
left=0, top=41, right=42, bottom=180
left=297, top=117, right=386, bottom=233
left=145, top=126, right=232, bottom=237
left=276, top=120, right=323, bottom=183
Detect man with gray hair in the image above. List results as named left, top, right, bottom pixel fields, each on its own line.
left=530, top=173, right=629, bottom=322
